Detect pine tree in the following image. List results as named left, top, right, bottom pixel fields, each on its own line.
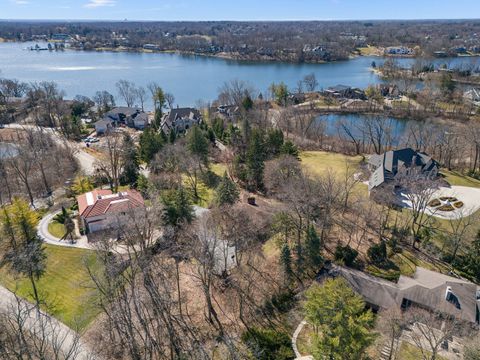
left=71, top=176, right=94, bottom=196
left=162, top=187, right=194, bottom=227
left=215, top=172, right=240, bottom=206
left=121, top=133, right=140, bottom=187
left=169, top=129, right=176, bottom=143
left=153, top=87, right=166, bottom=127
left=245, top=129, right=265, bottom=191
left=280, top=242, right=294, bottom=284
left=242, top=94, right=253, bottom=111
left=305, top=225, right=324, bottom=271
left=304, top=279, right=375, bottom=360
left=139, top=128, right=164, bottom=163
left=186, top=125, right=209, bottom=166
left=266, top=128, right=284, bottom=158
left=280, top=140, right=299, bottom=159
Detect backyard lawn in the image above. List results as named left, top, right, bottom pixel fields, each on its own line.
left=182, top=162, right=229, bottom=208
left=300, top=151, right=363, bottom=177
left=0, top=244, right=101, bottom=331
left=398, top=342, right=447, bottom=360
left=441, top=170, right=480, bottom=188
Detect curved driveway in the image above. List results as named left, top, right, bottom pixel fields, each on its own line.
left=37, top=211, right=93, bottom=249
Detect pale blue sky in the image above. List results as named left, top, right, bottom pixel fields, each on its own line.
left=1, top=0, right=480, bottom=21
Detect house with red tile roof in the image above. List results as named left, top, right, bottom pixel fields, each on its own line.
left=77, top=189, right=145, bottom=234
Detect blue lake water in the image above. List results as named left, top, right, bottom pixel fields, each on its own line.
left=0, top=42, right=478, bottom=108
left=318, top=113, right=410, bottom=144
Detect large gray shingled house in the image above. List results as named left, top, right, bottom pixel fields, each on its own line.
left=368, top=148, right=439, bottom=191
left=331, top=265, right=480, bottom=324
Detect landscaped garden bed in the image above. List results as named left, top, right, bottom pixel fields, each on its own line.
left=428, top=196, right=464, bottom=212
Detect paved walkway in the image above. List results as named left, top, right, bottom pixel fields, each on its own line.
left=0, top=285, right=98, bottom=359
left=292, top=319, right=313, bottom=360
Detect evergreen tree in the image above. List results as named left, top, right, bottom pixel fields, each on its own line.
left=295, top=241, right=304, bottom=279
left=273, top=82, right=289, bottom=106
left=162, top=187, right=194, bottom=227
left=153, top=87, right=166, bottom=127
left=212, top=117, right=225, bottom=141
left=280, top=140, right=299, bottom=159
left=266, top=128, right=284, bottom=158
left=440, top=73, right=456, bottom=96
left=305, top=225, right=324, bottom=271
left=280, top=242, right=294, bottom=284
left=70, top=176, right=94, bottom=196
left=160, top=129, right=168, bottom=143
left=241, top=117, right=251, bottom=146
left=139, top=128, right=164, bottom=163
left=304, top=279, right=375, bottom=360
left=245, top=129, right=265, bottom=191
left=186, top=125, right=209, bottom=166
left=215, top=172, right=240, bottom=206
left=0, top=198, right=46, bottom=306
left=169, top=129, right=176, bottom=143
left=242, top=94, right=253, bottom=111
left=367, top=241, right=387, bottom=266
left=120, top=133, right=140, bottom=187
left=136, top=174, right=150, bottom=197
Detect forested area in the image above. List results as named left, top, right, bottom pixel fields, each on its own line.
left=2, top=19, right=480, bottom=62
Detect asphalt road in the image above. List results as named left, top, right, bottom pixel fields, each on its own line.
left=4, top=124, right=96, bottom=175
left=0, top=285, right=98, bottom=359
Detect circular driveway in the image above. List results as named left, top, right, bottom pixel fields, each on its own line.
left=399, top=185, right=480, bottom=220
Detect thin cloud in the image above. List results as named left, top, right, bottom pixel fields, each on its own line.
left=84, top=0, right=116, bottom=8
left=10, top=0, right=30, bottom=5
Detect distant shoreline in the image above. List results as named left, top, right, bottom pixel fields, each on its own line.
left=15, top=41, right=480, bottom=64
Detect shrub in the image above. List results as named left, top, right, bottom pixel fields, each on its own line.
left=438, top=204, right=455, bottom=212
left=263, top=289, right=296, bottom=315
left=428, top=198, right=441, bottom=207
left=367, top=241, right=387, bottom=265
left=453, top=201, right=464, bottom=209
left=241, top=327, right=295, bottom=360
left=440, top=196, right=457, bottom=202
left=334, top=245, right=358, bottom=267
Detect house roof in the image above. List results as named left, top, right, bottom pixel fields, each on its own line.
left=326, top=84, right=351, bottom=93
left=161, top=107, right=201, bottom=131
left=106, top=107, right=141, bottom=117
left=77, top=189, right=145, bottom=219
left=164, top=107, right=201, bottom=122
left=368, top=148, right=438, bottom=190
left=333, top=266, right=480, bottom=324
left=94, top=118, right=113, bottom=127
left=133, top=112, right=149, bottom=123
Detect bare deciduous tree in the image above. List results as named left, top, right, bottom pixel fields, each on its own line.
left=116, top=80, right=138, bottom=108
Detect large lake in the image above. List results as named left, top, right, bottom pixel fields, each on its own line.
left=0, top=42, right=478, bottom=108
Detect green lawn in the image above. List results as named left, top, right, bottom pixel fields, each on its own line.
left=441, top=170, right=480, bottom=188
left=300, top=151, right=368, bottom=197
left=0, top=244, right=101, bottom=331
left=366, top=249, right=452, bottom=282
left=300, top=151, right=363, bottom=178
left=398, top=342, right=447, bottom=360
left=48, top=220, right=66, bottom=239
left=182, top=163, right=228, bottom=208
left=211, top=163, right=228, bottom=177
